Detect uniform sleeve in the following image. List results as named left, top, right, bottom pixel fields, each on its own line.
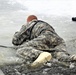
left=12, top=25, right=29, bottom=46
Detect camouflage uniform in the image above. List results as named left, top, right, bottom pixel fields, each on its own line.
left=12, top=20, right=69, bottom=63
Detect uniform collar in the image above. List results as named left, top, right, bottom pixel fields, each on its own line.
left=26, top=19, right=38, bottom=29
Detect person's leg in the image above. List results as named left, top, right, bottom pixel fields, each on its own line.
left=16, top=47, right=52, bottom=68
left=52, top=51, right=76, bottom=62
left=16, top=47, right=42, bottom=63
left=52, top=42, right=76, bottom=62
left=52, top=51, right=70, bottom=61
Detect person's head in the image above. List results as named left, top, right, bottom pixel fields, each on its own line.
left=27, top=15, right=38, bottom=23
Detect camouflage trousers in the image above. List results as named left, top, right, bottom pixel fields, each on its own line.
left=16, top=42, right=72, bottom=64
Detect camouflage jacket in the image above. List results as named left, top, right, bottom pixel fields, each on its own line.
left=12, top=20, right=66, bottom=52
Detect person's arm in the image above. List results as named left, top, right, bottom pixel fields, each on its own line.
left=12, top=25, right=29, bottom=46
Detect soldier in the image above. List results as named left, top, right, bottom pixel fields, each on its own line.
left=12, top=15, right=76, bottom=68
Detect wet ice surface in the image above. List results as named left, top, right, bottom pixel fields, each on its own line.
left=0, top=47, right=24, bottom=66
